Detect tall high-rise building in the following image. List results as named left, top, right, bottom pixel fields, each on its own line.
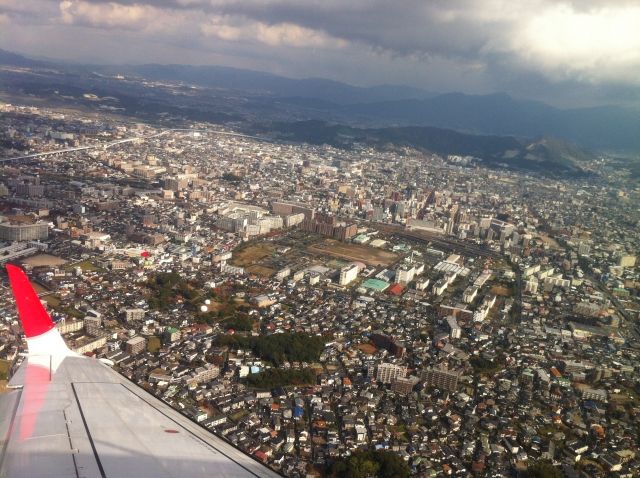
left=446, top=316, right=461, bottom=339
left=16, top=184, right=45, bottom=197
left=84, top=316, right=102, bottom=337
left=126, top=336, right=146, bottom=355
left=123, top=308, right=146, bottom=323
left=578, top=242, right=591, bottom=256
left=370, top=332, right=406, bottom=358
left=392, top=376, right=419, bottom=395
left=395, top=265, right=416, bottom=284
left=422, top=367, right=460, bottom=392
left=339, top=264, right=359, bottom=286
left=376, top=363, right=406, bottom=384
left=271, top=201, right=315, bottom=220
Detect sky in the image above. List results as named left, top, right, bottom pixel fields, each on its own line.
left=1, top=0, right=640, bottom=107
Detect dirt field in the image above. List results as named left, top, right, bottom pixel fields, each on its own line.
left=230, top=244, right=276, bottom=267
left=246, top=265, right=276, bottom=277
left=609, top=394, right=633, bottom=405
left=356, top=343, right=378, bottom=355
left=42, top=294, right=61, bottom=308
left=536, top=233, right=562, bottom=250
left=308, top=239, right=398, bottom=267
left=490, top=285, right=513, bottom=297
left=206, top=301, right=224, bottom=312
left=327, top=259, right=349, bottom=269
left=31, top=281, right=49, bottom=294
left=21, top=254, right=68, bottom=267
left=65, top=260, right=101, bottom=272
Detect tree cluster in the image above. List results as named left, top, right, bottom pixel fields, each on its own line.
left=328, top=450, right=410, bottom=478
left=214, top=332, right=324, bottom=365
left=525, top=460, right=563, bottom=478
left=146, top=272, right=200, bottom=310
left=470, top=356, right=504, bottom=374
left=245, top=368, right=316, bottom=389
left=221, top=172, right=243, bottom=183
left=222, top=315, right=254, bottom=331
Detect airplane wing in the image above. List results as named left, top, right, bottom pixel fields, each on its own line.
left=0, top=265, right=281, bottom=478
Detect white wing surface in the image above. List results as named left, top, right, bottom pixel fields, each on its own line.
left=0, top=265, right=280, bottom=478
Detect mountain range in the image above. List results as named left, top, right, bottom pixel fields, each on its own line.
left=1, top=48, right=638, bottom=177
left=58, top=57, right=637, bottom=154
left=254, top=120, right=594, bottom=176
left=103, top=65, right=640, bottom=154
left=2, top=49, right=639, bottom=152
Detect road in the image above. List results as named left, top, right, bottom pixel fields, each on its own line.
left=583, top=271, right=631, bottom=322
left=0, top=128, right=273, bottom=163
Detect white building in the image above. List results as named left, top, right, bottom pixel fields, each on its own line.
left=123, top=308, right=146, bottom=323
left=463, top=286, right=478, bottom=303
left=376, top=363, right=406, bottom=384
left=339, top=264, right=359, bottom=286
left=395, top=265, right=416, bottom=285
left=447, top=316, right=461, bottom=339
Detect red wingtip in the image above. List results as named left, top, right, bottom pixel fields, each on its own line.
left=6, top=264, right=55, bottom=338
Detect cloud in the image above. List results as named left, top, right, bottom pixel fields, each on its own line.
left=201, top=16, right=347, bottom=49
left=0, top=0, right=60, bottom=24
left=54, top=1, right=347, bottom=48
left=205, top=0, right=640, bottom=86
left=59, top=1, right=163, bottom=30
left=505, top=4, right=640, bottom=84
left=1, top=0, right=640, bottom=106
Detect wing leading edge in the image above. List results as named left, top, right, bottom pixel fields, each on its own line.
left=0, top=266, right=281, bottom=478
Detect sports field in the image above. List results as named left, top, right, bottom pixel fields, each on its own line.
left=21, top=254, right=68, bottom=267
left=246, top=264, right=276, bottom=277
left=230, top=244, right=275, bottom=267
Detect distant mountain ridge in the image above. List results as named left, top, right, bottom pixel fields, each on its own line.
left=338, top=93, right=640, bottom=152
left=95, top=58, right=640, bottom=154
left=256, top=120, right=595, bottom=177
left=103, top=64, right=436, bottom=105
left=0, top=49, right=49, bottom=68
left=1, top=48, right=639, bottom=155
left=99, top=65, right=640, bottom=154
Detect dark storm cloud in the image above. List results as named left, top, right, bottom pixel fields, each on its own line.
left=71, top=0, right=509, bottom=58
left=2, top=0, right=640, bottom=106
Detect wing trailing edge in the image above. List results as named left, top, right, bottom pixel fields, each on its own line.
left=6, top=264, right=74, bottom=358
left=6, top=264, right=55, bottom=338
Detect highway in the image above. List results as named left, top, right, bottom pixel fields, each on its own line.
left=0, top=128, right=272, bottom=163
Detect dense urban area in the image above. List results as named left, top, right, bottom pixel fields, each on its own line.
left=1, top=100, right=639, bottom=478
